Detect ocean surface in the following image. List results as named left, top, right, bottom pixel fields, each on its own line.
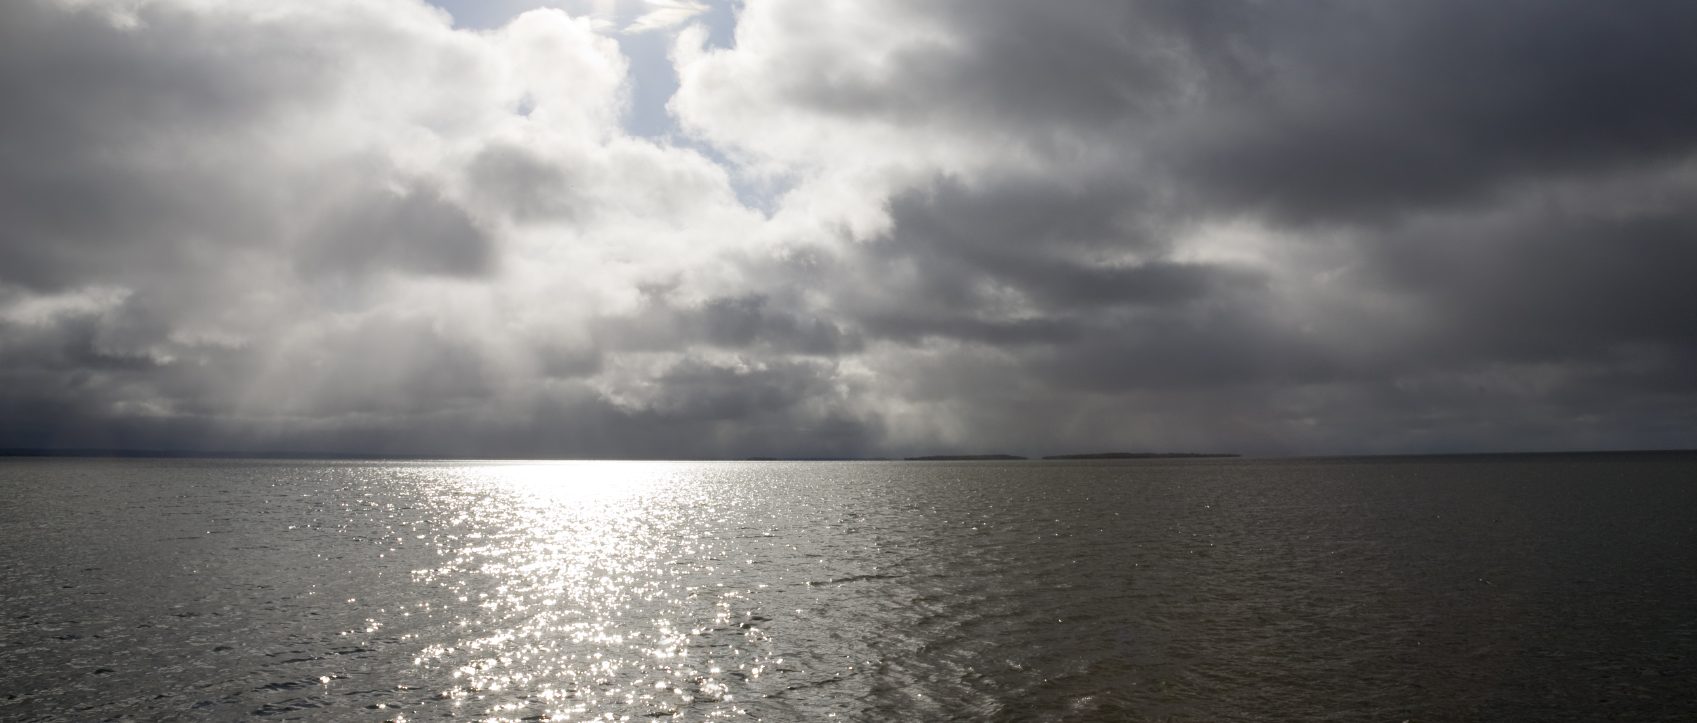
left=2, top=455, right=1694, bottom=721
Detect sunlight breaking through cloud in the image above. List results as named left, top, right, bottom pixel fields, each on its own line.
left=3, top=0, right=1695, bottom=457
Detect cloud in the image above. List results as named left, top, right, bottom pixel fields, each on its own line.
left=0, top=0, right=800, bottom=456
left=668, top=0, right=1697, bottom=454
left=624, top=0, right=708, bottom=34
left=302, top=183, right=497, bottom=279
left=3, top=0, right=1695, bottom=457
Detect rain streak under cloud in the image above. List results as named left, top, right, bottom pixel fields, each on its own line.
left=2, top=0, right=1695, bottom=458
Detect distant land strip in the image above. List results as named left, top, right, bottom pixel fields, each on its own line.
left=903, top=452, right=1241, bottom=461
left=1042, top=452, right=1240, bottom=460
left=904, top=454, right=1028, bottom=461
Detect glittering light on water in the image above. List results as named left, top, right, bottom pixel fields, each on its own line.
left=400, top=461, right=766, bottom=721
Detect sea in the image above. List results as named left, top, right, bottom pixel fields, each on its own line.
left=1, top=454, right=1694, bottom=721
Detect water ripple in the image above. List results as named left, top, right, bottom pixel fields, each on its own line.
left=2, top=456, right=1696, bottom=720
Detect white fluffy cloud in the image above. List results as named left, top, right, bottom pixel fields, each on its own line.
left=0, top=0, right=828, bottom=456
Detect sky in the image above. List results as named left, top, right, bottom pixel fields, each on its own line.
left=2, top=0, right=1695, bottom=459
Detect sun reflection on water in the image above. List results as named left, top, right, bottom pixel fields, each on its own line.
left=405, top=462, right=767, bottom=721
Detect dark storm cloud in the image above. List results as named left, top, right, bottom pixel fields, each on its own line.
left=1161, top=0, right=1697, bottom=223
left=799, top=176, right=1261, bottom=351
left=0, top=306, right=159, bottom=374
left=1373, top=185, right=1697, bottom=363
left=871, top=179, right=1249, bottom=310
left=0, top=293, right=244, bottom=450
left=760, top=0, right=1697, bottom=223
left=683, top=0, right=1697, bottom=453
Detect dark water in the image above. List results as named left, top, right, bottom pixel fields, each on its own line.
left=2, top=455, right=1694, bottom=721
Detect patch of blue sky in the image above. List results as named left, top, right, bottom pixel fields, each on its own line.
left=429, top=1, right=768, bottom=209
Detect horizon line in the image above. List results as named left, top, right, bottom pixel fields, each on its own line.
left=2, top=447, right=1694, bottom=463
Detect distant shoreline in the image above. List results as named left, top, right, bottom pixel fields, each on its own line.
left=896, top=451, right=1242, bottom=461
left=1042, top=452, right=1239, bottom=460
left=904, top=454, right=1028, bottom=461
left=901, top=452, right=1241, bottom=461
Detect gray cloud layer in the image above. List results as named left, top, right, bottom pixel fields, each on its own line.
left=3, top=0, right=1694, bottom=457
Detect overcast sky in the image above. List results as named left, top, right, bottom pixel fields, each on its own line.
left=3, top=0, right=1695, bottom=458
